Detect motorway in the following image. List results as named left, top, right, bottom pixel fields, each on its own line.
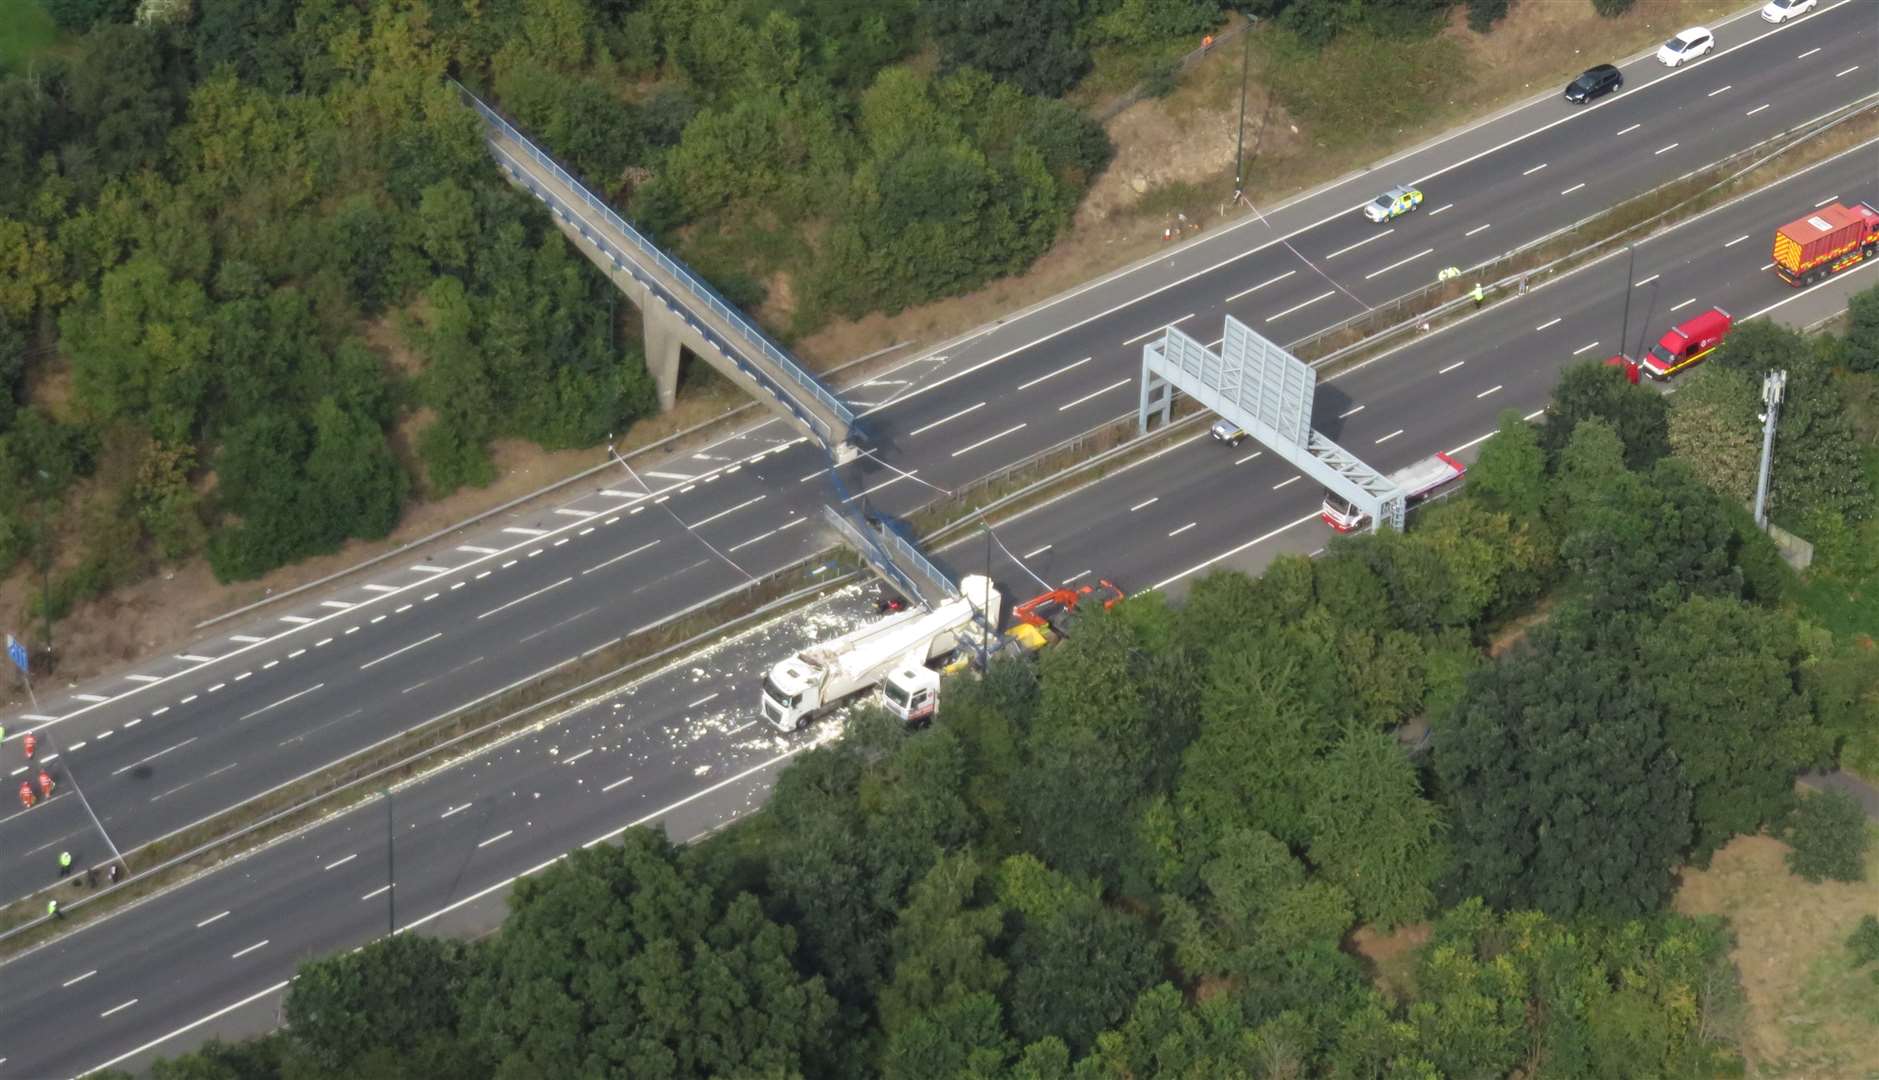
left=0, top=5, right=1874, bottom=1073
left=1, top=0, right=1870, bottom=915
left=4, top=137, right=1875, bottom=1073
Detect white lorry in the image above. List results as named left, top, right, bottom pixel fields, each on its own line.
left=759, top=575, right=1002, bottom=732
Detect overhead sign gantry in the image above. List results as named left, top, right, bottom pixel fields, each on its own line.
left=1138, top=316, right=1406, bottom=531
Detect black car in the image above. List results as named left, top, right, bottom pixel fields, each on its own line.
left=1564, top=64, right=1623, bottom=104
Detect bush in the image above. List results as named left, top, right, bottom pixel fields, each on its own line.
left=1849, top=914, right=1879, bottom=967
left=1141, top=59, right=1181, bottom=100
left=1785, top=789, right=1870, bottom=883
left=1466, top=0, right=1509, bottom=32
left=1592, top=0, right=1638, bottom=14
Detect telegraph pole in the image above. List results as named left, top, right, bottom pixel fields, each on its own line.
left=384, top=788, right=396, bottom=935
left=1619, top=244, right=1636, bottom=358
left=1232, top=16, right=1252, bottom=201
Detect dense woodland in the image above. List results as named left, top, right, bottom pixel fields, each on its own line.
left=119, top=341, right=1879, bottom=1078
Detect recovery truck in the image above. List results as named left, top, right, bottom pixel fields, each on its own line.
left=1320, top=453, right=1465, bottom=531
left=760, top=575, right=1001, bottom=732
left=1772, top=201, right=1879, bottom=287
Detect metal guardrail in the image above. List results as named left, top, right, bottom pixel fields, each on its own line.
left=452, top=82, right=856, bottom=445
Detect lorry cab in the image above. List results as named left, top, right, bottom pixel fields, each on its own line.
left=881, top=664, right=940, bottom=726
left=1641, top=307, right=1731, bottom=379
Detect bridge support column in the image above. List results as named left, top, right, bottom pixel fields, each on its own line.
left=637, top=284, right=684, bottom=414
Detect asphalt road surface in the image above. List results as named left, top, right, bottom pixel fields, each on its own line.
left=4, top=87, right=1878, bottom=1080
left=2, top=2, right=1869, bottom=918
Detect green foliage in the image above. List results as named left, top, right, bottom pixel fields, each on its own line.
left=41, top=0, right=138, bottom=34
left=1469, top=409, right=1547, bottom=521
left=1848, top=914, right=1879, bottom=967
left=1437, top=616, right=1694, bottom=918
left=1305, top=730, right=1446, bottom=928
left=1091, top=0, right=1224, bottom=47
left=284, top=935, right=479, bottom=1074
left=1784, top=789, right=1870, bottom=883
left=1260, top=26, right=1462, bottom=140
left=1465, top=0, right=1509, bottom=32
left=923, top=0, right=1090, bottom=99
left=1846, top=282, right=1879, bottom=373
left=1541, top=360, right=1671, bottom=472
left=1592, top=0, right=1638, bottom=13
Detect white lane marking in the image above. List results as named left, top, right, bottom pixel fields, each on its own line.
left=152, top=706, right=170, bottom=715
left=409, top=564, right=449, bottom=575
left=395, top=604, right=414, bottom=614
left=239, top=683, right=325, bottom=721
left=314, top=638, right=332, bottom=648
left=678, top=485, right=696, bottom=494
left=1634, top=274, right=1660, bottom=287
left=230, top=940, right=268, bottom=960
left=689, top=693, right=719, bottom=708
left=360, top=885, right=390, bottom=901
left=553, top=508, right=597, bottom=518
left=907, top=401, right=985, bottom=437
left=685, top=494, right=766, bottom=530
left=1815, top=194, right=1839, bottom=208
left=1559, top=182, right=1586, bottom=196
left=1152, top=511, right=1322, bottom=592
left=1017, top=357, right=1091, bottom=391
left=1058, top=378, right=1131, bottom=411
left=1325, top=229, right=1392, bottom=260
left=477, top=830, right=513, bottom=849
left=951, top=424, right=1027, bottom=458
left=500, top=526, right=547, bottom=537
left=1273, top=476, right=1300, bottom=490
left=1707, top=84, right=1732, bottom=97
left=578, top=538, right=658, bottom=576
left=1745, top=103, right=1770, bottom=116
left=1477, top=384, right=1504, bottom=398
left=112, top=737, right=197, bottom=776
left=1438, top=361, right=1465, bottom=374
left=1464, top=223, right=1491, bottom=237
left=180, top=695, right=198, bottom=704
left=357, top=634, right=444, bottom=673
left=727, top=517, right=806, bottom=553
left=578, top=528, right=594, bottom=536
left=262, top=660, right=279, bottom=669
left=1761, top=262, right=1775, bottom=271
left=457, top=545, right=499, bottom=555
left=642, top=471, right=693, bottom=481
left=563, top=749, right=593, bottom=765
left=72, top=694, right=109, bottom=703
left=362, top=584, right=398, bottom=593
left=1427, top=203, right=1453, bottom=216
left=842, top=470, right=919, bottom=504
left=599, top=489, right=638, bottom=499
left=1723, top=234, right=1749, bottom=248
left=797, top=465, right=830, bottom=483
left=319, top=600, right=354, bottom=610
left=125, top=674, right=161, bottom=683
left=1130, top=497, right=1159, bottom=512
left=1023, top=544, right=1053, bottom=559
left=100, top=999, right=139, bottom=1018
left=1835, top=65, right=1861, bottom=78
left=1338, top=405, right=1365, bottom=418
left=1671, top=297, right=1698, bottom=311
left=1225, top=270, right=1295, bottom=302
left=207, top=683, right=226, bottom=693
left=279, top=616, right=312, bottom=625
left=1265, top=290, right=1335, bottom=323
left=324, top=853, right=357, bottom=871
left=63, top=970, right=97, bottom=988
left=1535, top=317, right=1562, bottom=331
left=1572, top=341, right=1602, bottom=355
left=441, top=803, right=471, bottom=819
left=1363, top=247, right=1435, bottom=280
left=1375, top=430, right=1402, bottom=444
left=1521, top=162, right=1547, bottom=176
left=476, top=577, right=571, bottom=620
left=1123, top=314, right=1194, bottom=347
left=177, top=654, right=213, bottom=663
left=603, top=776, right=633, bottom=793
left=69, top=741, right=86, bottom=751
left=423, top=593, right=439, bottom=602
left=1654, top=142, right=1679, bottom=155
left=1168, top=522, right=1197, bottom=537
left=1797, top=46, right=1821, bottom=59
left=228, top=635, right=266, bottom=644
left=1615, top=123, right=1641, bottom=136
left=1234, top=450, right=1263, bottom=465
left=1062, top=570, right=1093, bottom=585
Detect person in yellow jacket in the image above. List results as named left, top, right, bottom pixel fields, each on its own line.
left=1471, top=283, right=1485, bottom=308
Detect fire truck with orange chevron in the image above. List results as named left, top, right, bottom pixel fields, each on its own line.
left=1771, top=201, right=1879, bottom=287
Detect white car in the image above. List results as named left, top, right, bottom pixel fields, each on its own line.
left=1761, top=0, right=1814, bottom=21
left=1656, top=27, right=1715, bottom=67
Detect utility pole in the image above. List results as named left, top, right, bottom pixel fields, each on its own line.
left=1753, top=370, right=1787, bottom=528
left=384, top=788, right=396, bottom=935
left=979, top=519, right=993, bottom=670
left=1619, top=244, right=1636, bottom=359
left=1232, top=16, right=1253, bottom=201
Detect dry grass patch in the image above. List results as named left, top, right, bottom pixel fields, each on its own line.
left=1350, top=921, right=1432, bottom=1004
left=1675, top=832, right=1879, bottom=1078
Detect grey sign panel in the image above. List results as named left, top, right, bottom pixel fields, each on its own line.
left=1223, top=318, right=1315, bottom=449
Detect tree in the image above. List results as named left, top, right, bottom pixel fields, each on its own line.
left=1306, top=731, right=1446, bottom=928
left=1845, top=281, right=1879, bottom=372
left=1436, top=617, right=1694, bottom=918
left=1540, top=360, right=1671, bottom=472
left=303, top=397, right=406, bottom=543
left=1784, top=789, right=1870, bottom=883
left=1561, top=454, right=1743, bottom=617
left=1667, top=365, right=1760, bottom=505
left=1469, top=409, right=1547, bottom=521
left=61, top=253, right=214, bottom=444
left=284, top=934, right=481, bottom=1073
left=465, top=831, right=837, bottom=1077
left=1637, top=597, right=1827, bottom=862
left=1091, top=0, right=1222, bottom=47
left=923, top=0, right=1090, bottom=99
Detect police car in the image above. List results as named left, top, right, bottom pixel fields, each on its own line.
left=1363, top=184, right=1423, bottom=223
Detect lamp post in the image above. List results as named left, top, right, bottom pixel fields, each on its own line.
left=384, top=788, right=396, bottom=935
left=1232, top=15, right=1253, bottom=201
